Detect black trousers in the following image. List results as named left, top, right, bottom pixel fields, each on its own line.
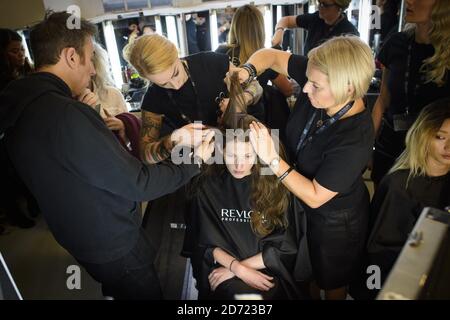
left=78, top=230, right=162, bottom=300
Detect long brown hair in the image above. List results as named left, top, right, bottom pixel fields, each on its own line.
left=227, top=5, right=265, bottom=66
left=202, top=72, right=290, bottom=237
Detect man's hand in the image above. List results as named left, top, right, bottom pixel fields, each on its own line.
left=78, top=88, right=99, bottom=107
left=193, top=130, right=215, bottom=163
left=171, top=123, right=210, bottom=148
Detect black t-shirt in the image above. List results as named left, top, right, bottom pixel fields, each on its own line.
left=141, top=52, right=229, bottom=134
left=286, top=54, right=374, bottom=212
left=377, top=31, right=450, bottom=124
left=215, top=45, right=279, bottom=88
left=296, top=12, right=359, bottom=55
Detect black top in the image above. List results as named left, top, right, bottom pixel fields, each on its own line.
left=296, top=11, right=359, bottom=55
left=193, top=170, right=311, bottom=299
left=367, top=170, right=450, bottom=278
left=0, top=72, right=200, bottom=264
left=215, top=45, right=279, bottom=88
left=286, top=54, right=374, bottom=212
left=377, top=31, right=450, bottom=124
left=141, top=52, right=229, bottom=135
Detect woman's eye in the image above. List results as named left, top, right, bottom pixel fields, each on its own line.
left=436, top=135, right=445, bottom=140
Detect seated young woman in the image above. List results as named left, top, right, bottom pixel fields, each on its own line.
left=190, top=73, right=311, bottom=300
left=364, top=98, right=450, bottom=297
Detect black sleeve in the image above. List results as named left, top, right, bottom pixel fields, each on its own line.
left=287, top=54, right=308, bottom=87
left=376, top=32, right=403, bottom=68
left=266, top=69, right=279, bottom=81
left=140, top=85, right=167, bottom=115
left=58, top=103, right=200, bottom=201
left=315, top=126, right=373, bottom=193
left=296, top=13, right=316, bottom=29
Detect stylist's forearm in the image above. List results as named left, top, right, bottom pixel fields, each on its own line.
left=272, top=159, right=325, bottom=208
left=247, top=49, right=278, bottom=75
left=247, top=49, right=290, bottom=77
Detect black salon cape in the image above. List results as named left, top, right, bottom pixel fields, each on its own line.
left=367, top=170, right=450, bottom=281
left=191, top=171, right=311, bottom=300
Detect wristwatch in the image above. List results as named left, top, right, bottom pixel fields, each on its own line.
left=269, top=157, right=280, bottom=169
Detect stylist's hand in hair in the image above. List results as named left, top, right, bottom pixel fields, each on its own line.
left=78, top=88, right=99, bottom=107
left=172, top=123, right=210, bottom=147
left=226, top=67, right=253, bottom=86
left=194, top=130, right=215, bottom=163
left=249, top=122, right=279, bottom=165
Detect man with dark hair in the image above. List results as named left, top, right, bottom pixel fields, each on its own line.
left=0, top=11, right=213, bottom=299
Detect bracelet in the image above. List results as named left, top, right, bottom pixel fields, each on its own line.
left=229, top=258, right=238, bottom=272
left=242, top=63, right=257, bottom=78
left=278, top=167, right=294, bottom=182
left=275, top=27, right=285, bottom=32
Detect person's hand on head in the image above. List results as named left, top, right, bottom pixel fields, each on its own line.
left=249, top=121, right=279, bottom=165
left=78, top=88, right=99, bottom=107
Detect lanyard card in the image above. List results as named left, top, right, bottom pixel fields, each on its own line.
left=393, top=113, right=414, bottom=132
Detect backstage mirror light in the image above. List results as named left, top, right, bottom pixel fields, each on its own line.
left=103, top=20, right=124, bottom=88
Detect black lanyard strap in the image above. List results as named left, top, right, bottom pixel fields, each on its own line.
left=295, top=101, right=354, bottom=156
left=165, top=60, right=203, bottom=125
left=404, top=34, right=425, bottom=115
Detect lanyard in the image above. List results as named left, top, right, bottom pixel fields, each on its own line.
left=404, top=35, right=424, bottom=115
left=295, top=101, right=354, bottom=157
left=165, top=60, right=203, bottom=125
